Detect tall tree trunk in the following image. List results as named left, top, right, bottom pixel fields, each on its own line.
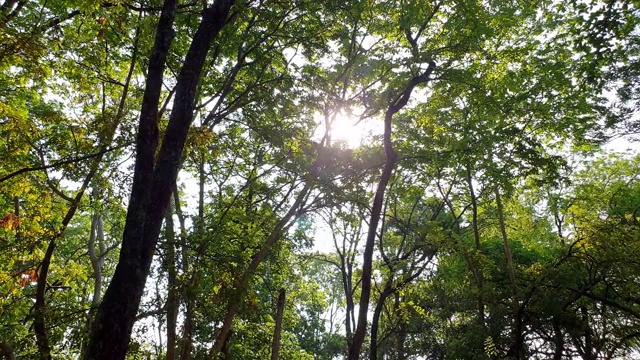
left=35, top=179, right=95, bottom=359
left=220, top=330, right=232, bottom=358
left=165, top=199, right=178, bottom=360
left=82, top=211, right=106, bottom=360
left=85, top=1, right=234, bottom=358
left=466, top=168, right=485, bottom=328
left=394, top=293, right=406, bottom=360
left=495, top=188, right=516, bottom=291
left=495, top=188, right=523, bottom=358
left=270, top=288, right=286, bottom=360
left=348, top=62, right=435, bottom=360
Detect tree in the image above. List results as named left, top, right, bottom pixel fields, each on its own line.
left=1, top=0, right=639, bottom=358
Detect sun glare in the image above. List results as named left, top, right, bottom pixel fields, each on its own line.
left=312, top=111, right=380, bottom=148
left=330, top=114, right=367, bottom=148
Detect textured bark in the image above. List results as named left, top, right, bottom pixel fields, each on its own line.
left=85, top=1, right=234, bottom=358
left=270, top=288, right=286, bottom=360
left=348, top=62, right=435, bottom=360
left=82, top=212, right=107, bottom=358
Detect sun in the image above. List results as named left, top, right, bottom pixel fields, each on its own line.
left=313, top=111, right=381, bottom=148
left=329, top=112, right=372, bottom=148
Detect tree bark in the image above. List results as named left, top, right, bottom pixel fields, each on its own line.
left=348, top=62, right=435, bottom=360
left=85, top=1, right=234, bottom=358
left=270, top=288, right=286, bottom=360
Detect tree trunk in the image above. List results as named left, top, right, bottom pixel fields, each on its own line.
left=88, top=213, right=105, bottom=307
left=82, top=211, right=106, bottom=359
left=210, top=183, right=311, bottom=356
left=35, top=166, right=102, bottom=360
left=220, top=330, right=232, bottom=358
left=496, top=188, right=523, bottom=358
left=33, top=27, right=138, bottom=359
left=180, top=157, right=206, bottom=360
left=552, top=318, right=564, bottom=360
left=270, top=288, right=286, bottom=360
left=369, top=282, right=393, bottom=360
left=466, top=169, right=485, bottom=328
left=85, top=1, right=234, bottom=358
left=394, top=293, right=406, bottom=360
left=165, top=200, right=178, bottom=360
left=348, top=62, right=436, bottom=360
left=495, top=188, right=516, bottom=292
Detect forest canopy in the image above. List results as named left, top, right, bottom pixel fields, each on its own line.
left=0, top=0, right=639, bottom=359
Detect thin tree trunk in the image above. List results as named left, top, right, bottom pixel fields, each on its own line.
left=495, top=188, right=523, bottom=358
left=171, top=185, right=193, bottom=360
left=270, top=288, right=286, bottom=360
left=88, top=214, right=105, bottom=307
left=495, top=188, right=516, bottom=291
left=369, top=282, right=393, bottom=360
left=165, top=200, right=178, bottom=360
left=348, top=62, right=436, bottom=360
left=85, top=1, right=234, bottom=358
left=179, top=157, right=206, bottom=360
left=83, top=211, right=106, bottom=360
left=341, top=258, right=355, bottom=342
left=35, top=172, right=98, bottom=360
left=394, top=293, right=406, bottom=360
left=33, top=22, right=140, bottom=360
left=466, top=169, right=485, bottom=328
left=210, top=183, right=311, bottom=356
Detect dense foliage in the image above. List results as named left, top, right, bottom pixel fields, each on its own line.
left=0, top=0, right=639, bottom=359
